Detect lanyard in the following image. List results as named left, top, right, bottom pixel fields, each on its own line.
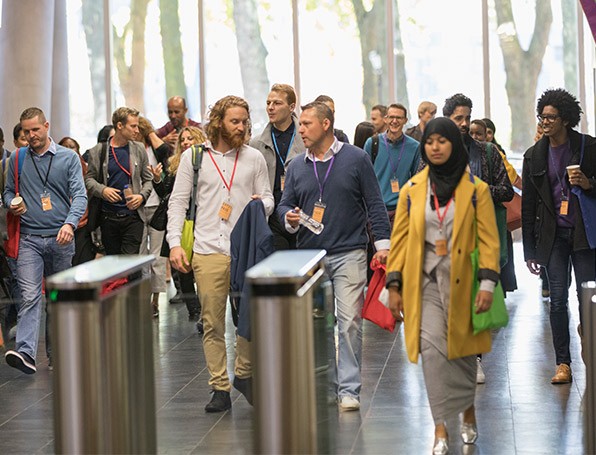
left=208, top=149, right=239, bottom=193
left=111, top=144, right=132, bottom=180
left=431, top=183, right=453, bottom=231
left=271, top=128, right=296, bottom=168
left=383, top=134, right=406, bottom=177
left=312, top=154, right=336, bottom=202
left=548, top=146, right=569, bottom=200
left=29, top=150, right=54, bottom=192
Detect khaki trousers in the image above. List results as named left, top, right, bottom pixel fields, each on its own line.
left=192, top=253, right=251, bottom=391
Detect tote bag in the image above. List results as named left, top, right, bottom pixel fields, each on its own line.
left=180, top=145, right=203, bottom=260
left=362, top=259, right=397, bottom=332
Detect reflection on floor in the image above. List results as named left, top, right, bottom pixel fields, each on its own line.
left=0, top=243, right=588, bottom=454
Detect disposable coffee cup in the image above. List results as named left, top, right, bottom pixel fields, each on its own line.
left=566, top=164, right=580, bottom=177
left=10, top=196, right=27, bottom=213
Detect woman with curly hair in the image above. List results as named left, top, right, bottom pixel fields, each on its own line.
left=522, top=88, right=596, bottom=384
left=149, top=126, right=206, bottom=324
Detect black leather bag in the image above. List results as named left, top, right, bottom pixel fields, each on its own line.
left=149, top=193, right=170, bottom=231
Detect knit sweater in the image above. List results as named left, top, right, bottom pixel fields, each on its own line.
left=278, top=143, right=390, bottom=255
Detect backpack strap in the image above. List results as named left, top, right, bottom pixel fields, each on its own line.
left=371, top=134, right=380, bottom=164
left=187, top=144, right=204, bottom=221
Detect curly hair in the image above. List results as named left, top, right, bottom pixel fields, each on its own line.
left=442, top=93, right=473, bottom=117
left=204, top=96, right=250, bottom=144
left=536, top=88, right=582, bottom=129
left=168, top=126, right=206, bottom=175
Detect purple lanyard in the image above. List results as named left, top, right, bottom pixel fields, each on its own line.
left=312, top=154, right=336, bottom=202
left=383, top=134, right=406, bottom=178
left=548, top=145, right=569, bottom=200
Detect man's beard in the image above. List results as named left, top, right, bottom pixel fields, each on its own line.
left=221, top=125, right=246, bottom=149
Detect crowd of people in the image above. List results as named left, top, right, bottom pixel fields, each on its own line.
left=0, top=85, right=594, bottom=454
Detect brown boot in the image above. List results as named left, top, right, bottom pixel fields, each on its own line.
left=551, top=364, right=572, bottom=384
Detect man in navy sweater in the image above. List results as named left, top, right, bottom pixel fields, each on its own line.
left=4, top=107, right=86, bottom=374
left=279, top=102, right=390, bottom=411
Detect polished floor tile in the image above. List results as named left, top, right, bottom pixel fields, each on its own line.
left=0, top=243, right=591, bottom=453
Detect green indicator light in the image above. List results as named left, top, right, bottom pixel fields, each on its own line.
left=49, top=290, right=59, bottom=302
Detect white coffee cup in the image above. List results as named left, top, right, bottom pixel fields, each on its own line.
left=566, top=164, right=580, bottom=177
left=10, top=196, right=27, bottom=213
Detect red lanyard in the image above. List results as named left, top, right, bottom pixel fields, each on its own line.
left=111, top=144, right=131, bottom=178
left=432, top=183, right=453, bottom=229
left=208, top=150, right=239, bottom=193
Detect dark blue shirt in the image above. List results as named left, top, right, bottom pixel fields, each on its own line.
left=104, top=144, right=133, bottom=214
left=272, top=122, right=295, bottom=204
left=547, top=141, right=575, bottom=228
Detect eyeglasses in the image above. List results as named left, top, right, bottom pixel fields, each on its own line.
left=386, top=115, right=406, bottom=122
left=537, top=114, right=560, bottom=123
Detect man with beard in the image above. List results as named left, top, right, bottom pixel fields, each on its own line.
left=156, top=96, right=202, bottom=148
left=442, top=93, right=513, bottom=385
left=167, top=95, right=274, bottom=412
left=279, top=101, right=390, bottom=411
left=250, top=83, right=305, bottom=249
left=522, top=88, right=596, bottom=384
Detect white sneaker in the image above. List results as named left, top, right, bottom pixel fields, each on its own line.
left=476, top=358, right=485, bottom=384
left=339, top=395, right=360, bottom=411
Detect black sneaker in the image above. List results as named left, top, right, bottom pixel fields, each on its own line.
left=205, top=390, right=231, bottom=413
left=169, top=292, right=184, bottom=305
left=233, top=376, right=253, bottom=406
left=48, top=357, right=53, bottom=371
left=196, top=320, right=204, bottom=334
left=5, top=350, right=36, bottom=374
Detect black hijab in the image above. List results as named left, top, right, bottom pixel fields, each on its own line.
left=420, top=117, right=469, bottom=208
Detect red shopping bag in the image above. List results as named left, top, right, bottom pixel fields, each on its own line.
left=362, top=259, right=397, bottom=332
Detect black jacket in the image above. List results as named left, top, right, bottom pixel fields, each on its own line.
left=522, top=129, right=596, bottom=264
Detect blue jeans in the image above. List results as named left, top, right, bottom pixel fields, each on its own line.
left=545, top=228, right=595, bottom=365
left=325, top=249, right=367, bottom=398
left=15, top=234, right=75, bottom=360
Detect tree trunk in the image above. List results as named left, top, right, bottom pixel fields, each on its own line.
left=562, top=0, right=578, bottom=95
left=232, top=0, right=270, bottom=129
left=113, top=0, right=150, bottom=112
left=393, top=3, right=409, bottom=112
left=493, top=0, right=552, bottom=152
left=351, top=0, right=408, bottom=113
left=82, top=1, right=107, bottom=127
left=159, top=0, right=187, bottom=100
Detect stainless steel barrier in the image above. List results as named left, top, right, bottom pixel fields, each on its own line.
left=46, top=255, right=156, bottom=454
left=582, top=281, right=596, bottom=454
left=247, top=249, right=328, bottom=454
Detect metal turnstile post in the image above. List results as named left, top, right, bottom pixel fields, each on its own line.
left=247, top=249, right=328, bottom=454
left=47, top=255, right=156, bottom=454
left=582, top=281, right=596, bottom=454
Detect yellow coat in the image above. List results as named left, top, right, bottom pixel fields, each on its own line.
left=387, top=167, right=500, bottom=363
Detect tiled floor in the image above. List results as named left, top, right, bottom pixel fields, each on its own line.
left=0, top=242, right=589, bottom=454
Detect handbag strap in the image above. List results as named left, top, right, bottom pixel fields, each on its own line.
left=187, top=144, right=204, bottom=221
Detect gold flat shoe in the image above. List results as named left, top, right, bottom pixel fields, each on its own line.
left=460, top=422, right=478, bottom=444
left=432, top=437, right=449, bottom=455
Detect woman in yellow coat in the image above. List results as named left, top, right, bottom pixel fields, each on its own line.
left=386, top=118, right=500, bottom=455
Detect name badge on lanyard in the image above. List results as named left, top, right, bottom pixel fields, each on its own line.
left=41, top=191, right=53, bottom=211
left=312, top=201, right=326, bottom=223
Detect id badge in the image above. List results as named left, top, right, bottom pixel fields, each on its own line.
left=560, top=200, right=569, bottom=216
left=41, top=192, right=53, bottom=212
left=280, top=174, right=285, bottom=192
left=219, top=201, right=233, bottom=220
left=435, top=237, right=448, bottom=256
left=312, top=201, right=326, bottom=223
left=390, top=179, right=400, bottom=193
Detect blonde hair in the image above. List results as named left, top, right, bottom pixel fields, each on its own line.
left=168, top=126, right=206, bottom=175
left=204, top=96, right=250, bottom=144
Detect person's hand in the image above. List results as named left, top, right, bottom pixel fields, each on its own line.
left=8, top=202, right=26, bottom=216
left=251, top=194, right=261, bottom=200
left=56, top=223, right=75, bottom=245
left=286, top=207, right=301, bottom=228
left=373, top=249, right=389, bottom=265
left=148, top=163, right=163, bottom=182
left=102, top=187, right=122, bottom=203
left=526, top=259, right=541, bottom=275
left=163, top=130, right=178, bottom=146
left=474, top=290, right=493, bottom=314
left=388, top=287, right=404, bottom=321
left=170, top=246, right=191, bottom=273
left=125, top=194, right=144, bottom=210
left=568, top=168, right=591, bottom=190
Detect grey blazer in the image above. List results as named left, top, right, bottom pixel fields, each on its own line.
left=84, top=140, right=153, bottom=221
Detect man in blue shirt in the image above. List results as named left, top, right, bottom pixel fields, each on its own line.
left=279, top=102, right=390, bottom=412
left=3, top=107, right=87, bottom=374
left=363, top=103, right=421, bottom=225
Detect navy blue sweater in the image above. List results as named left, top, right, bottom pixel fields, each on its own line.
left=278, top=143, right=390, bottom=255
